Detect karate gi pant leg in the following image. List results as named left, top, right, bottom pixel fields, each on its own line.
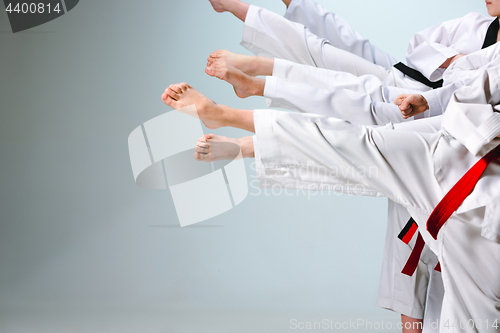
left=377, top=200, right=430, bottom=320
left=377, top=201, right=444, bottom=333
left=283, top=0, right=398, bottom=69
left=264, top=57, right=443, bottom=320
left=376, top=119, right=445, bottom=332
left=264, top=59, right=431, bottom=125
left=241, top=5, right=389, bottom=79
left=253, top=109, right=500, bottom=332
left=421, top=248, right=444, bottom=333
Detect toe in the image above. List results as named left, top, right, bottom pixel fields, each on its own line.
left=194, top=151, right=210, bottom=162
left=195, top=146, right=209, bottom=153
left=169, top=85, right=182, bottom=94
left=210, top=50, right=221, bottom=59
left=206, top=67, right=215, bottom=76
left=167, top=88, right=179, bottom=101
left=163, top=95, right=176, bottom=108
left=194, top=151, right=203, bottom=161
left=197, top=142, right=210, bottom=150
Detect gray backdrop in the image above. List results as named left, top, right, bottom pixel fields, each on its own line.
left=0, top=1, right=487, bottom=332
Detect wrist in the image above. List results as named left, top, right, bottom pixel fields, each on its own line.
left=423, top=97, right=429, bottom=111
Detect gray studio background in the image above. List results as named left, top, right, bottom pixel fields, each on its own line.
left=0, top=1, right=487, bottom=332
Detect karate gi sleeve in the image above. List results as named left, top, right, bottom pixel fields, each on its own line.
left=444, top=42, right=500, bottom=78
left=422, top=45, right=500, bottom=117
left=406, top=13, right=478, bottom=82
left=421, top=81, right=465, bottom=117
left=253, top=109, right=442, bottom=212
left=442, top=67, right=500, bottom=155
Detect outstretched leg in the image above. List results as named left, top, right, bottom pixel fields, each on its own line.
left=206, top=59, right=265, bottom=98
left=241, top=5, right=388, bottom=79
left=161, top=83, right=255, bottom=132
left=207, top=50, right=274, bottom=76
left=208, top=0, right=250, bottom=21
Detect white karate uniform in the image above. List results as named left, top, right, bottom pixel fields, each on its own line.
left=261, top=54, right=499, bottom=325
left=264, top=43, right=500, bottom=126
left=265, top=58, right=429, bottom=125
left=242, top=4, right=496, bottom=84
left=407, top=12, right=494, bottom=82
left=241, top=5, right=429, bottom=92
left=261, top=29, right=500, bottom=125
left=241, top=4, right=498, bottom=116
left=252, top=67, right=500, bottom=332
left=261, top=48, right=500, bottom=332
left=423, top=43, right=500, bottom=115
left=262, top=60, right=448, bottom=326
left=241, top=3, right=497, bottom=325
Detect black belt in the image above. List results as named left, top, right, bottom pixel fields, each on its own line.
left=393, top=63, right=443, bottom=89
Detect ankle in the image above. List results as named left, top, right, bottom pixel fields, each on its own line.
left=239, top=136, right=255, bottom=158
left=227, top=0, right=249, bottom=21
left=249, top=77, right=265, bottom=97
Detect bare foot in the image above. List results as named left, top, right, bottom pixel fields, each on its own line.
left=208, top=50, right=274, bottom=76
left=194, top=134, right=242, bottom=162
left=206, top=59, right=264, bottom=98
left=208, top=50, right=261, bottom=76
left=194, top=134, right=254, bottom=161
left=161, top=83, right=226, bottom=129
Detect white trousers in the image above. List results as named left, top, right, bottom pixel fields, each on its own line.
left=241, top=5, right=429, bottom=91
left=283, top=0, right=398, bottom=69
left=240, top=2, right=444, bottom=324
left=253, top=110, right=500, bottom=332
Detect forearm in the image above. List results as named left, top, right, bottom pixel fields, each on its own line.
left=439, top=54, right=461, bottom=69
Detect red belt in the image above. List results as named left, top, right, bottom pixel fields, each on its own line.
left=400, top=145, right=500, bottom=276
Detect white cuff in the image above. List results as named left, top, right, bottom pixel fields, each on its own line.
left=263, top=76, right=278, bottom=99
left=421, top=90, right=443, bottom=118
left=465, top=112, right=500, bottom=155
left=241, top=5, right=260, bottom=45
